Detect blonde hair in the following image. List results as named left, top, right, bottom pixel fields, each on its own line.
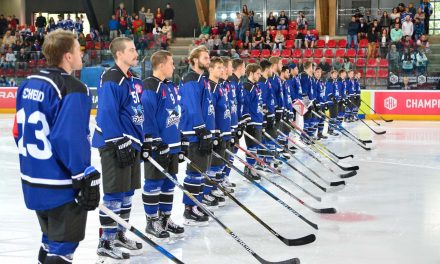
left=42, top=29, right=77, bottom=67
left=188, top=46, right=209, bottom=66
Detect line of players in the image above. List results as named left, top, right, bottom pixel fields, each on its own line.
left=15, top=29, right=363, bottom=263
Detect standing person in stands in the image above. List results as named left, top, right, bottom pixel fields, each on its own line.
left=379, top=11, right=392, bottom=35
left=145, top=8, right=154, bottom=33
left=35, top=13, right=47, bottom=36
left=347, top=16, right=360, bottom=50
left=420, top=0, right=433, bottom=34
left=115, top=2, right=128, bottom=19
left=108, top=15, right=119, bottom=40
left=164, top=3, right=175, bottom=23
left=367, top=26, right=378, bottom=59
left=155, top=7, right=164, bottom=27
left=240, top=5, right=250, bottom=42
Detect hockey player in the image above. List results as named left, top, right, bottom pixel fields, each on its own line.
left=313, top=67, right=328, bottom=139
left=65, top=14, right=74, bottom=31
left=325, top=70, right=340, bottom=136
left=242, top=63, right=265, bottom=180
left=300, top=61, right=316, bottom=139
left=288, top=63, right=302, bottom=123
left=352, top=71, right=362, bottom=120
left=344, top=70, right=355, bottom=122
left=204, top=57, right=231, bottom=207
left=280, top=65, right=294, bottom=145
left=141, top=50, right=184, bottom=240
left=224, top=58, right=246, bottom=188
left=15, top=29, right=100, bottom=264
left=336, top=69, right=347, bottom=126
left=74, top=16, right=83, bottom=36
left=92, top=37, right=143, bottom=260
left=179, top=46, right=214, bottom=225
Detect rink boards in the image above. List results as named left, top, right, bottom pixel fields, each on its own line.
left=1, top=87, right=440, bottom=120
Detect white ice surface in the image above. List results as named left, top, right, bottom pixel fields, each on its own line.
left=1, top=114, right=440, bottom=264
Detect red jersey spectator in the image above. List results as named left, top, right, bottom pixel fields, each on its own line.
left=115, top=3, right=128, bottom=19
left=155, top=8, right=164, bottom=27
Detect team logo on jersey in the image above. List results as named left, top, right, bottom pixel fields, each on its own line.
left=131, top=104, right=144, bottom=125
left=231, top=103, right=237, bottom=114
left=208, top=99, right=215, bottom=116
left=224, top=108, right=231, bottom=120
left=166, top=106, right=180, bottom=128
left=257, top=103, right=263, bottom=114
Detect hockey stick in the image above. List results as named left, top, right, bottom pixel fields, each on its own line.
left=147, top=156, right=300, bottom=264
left=261, top=131, right=345, bottom=191
left=356, top=107, right=381, bottom=126
left=99, top=204, right=184, bottom=264
left=346, top=100, right=386, bottom=134
left=183, top=155, right=316, bottom=246
left=279, top=121, right=357, bottom=179
left=234, top=144, right=322, bottom=202
left=361, top=98, right=393, bottom=122
left=313, top=111, right=374, bottom=148
left=221, top=149, right=335, bottom=216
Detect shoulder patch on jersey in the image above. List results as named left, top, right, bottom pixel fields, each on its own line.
left=182, top=71, right=200, bottom=84
left=101, top=68, right=125, bottom=85
left=243, top=82, right=254, bottom=92
left=62, top=74, right=88, bottom=96
left=142, top=77, right=161, bottom=92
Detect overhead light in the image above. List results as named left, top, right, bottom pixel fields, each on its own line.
left=221, top=13, right=227, bottom=20
left=230, top=13, right=237, bottom=19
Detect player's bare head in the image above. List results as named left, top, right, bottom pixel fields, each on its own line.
left=303, top=61, right=314, bottom=75
left=42, top=29, right=82, bottom=72
left=221, top=56, right=233, bottom=78
left=246, top=63, right=262, bottom=83
left=208, top=56, right=224, bottom=80
left=151, top=50, right=174, bottom=79
left=269, top=56, right=281, bottom=73
left=189, top=46, right=210, bottom=71
left=339, top=69, right=347, bottom=79
left=260, top=60, right=272, bottom=76
left=355, top=71, right=361, bottom=78
left=314, top=67, right=322, bottom=79
left=280, top=65, right=289, bottom=79
left=110, top=37, right=138, bottom=67
left=289, top=64, right=298, bottom=76
left=330, top=70, right=338, bottom=79
left=348, top=70, right=355, bottom=78
left=232, top=58, right=245, bottom=77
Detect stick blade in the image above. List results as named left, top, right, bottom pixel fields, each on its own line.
left=338, top=154, right=354, bottom=159
left=318, top=207, right=337, bottom=214
left=284, top=233, right=316, bottom=246
left=339, top=170, right=357, bottom=178
left=384, top=119, right=393, bottom=122
left=375, top=130, right=386, bottom=135
left=361, top=140, right=373, bottom=144
left=256, top=255, right=301, bottom=264
left=330, top=180, right=346, bottom=186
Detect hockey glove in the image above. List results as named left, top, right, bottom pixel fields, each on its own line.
left=275, top=108, right=283, bottom=122
left=213, top=134, right=223, bottom=152
left=73, top=166, right=101, bottom=211
left=230, top=137, right=236, bottom=148
left=141, top=135, right=153, bottom=162
left=153, top=140, right=170, bottom=166
left=178, top=136, right=189, bottom=163
left=111, top=137, right=136, bottom=168
left=266, top=115, right=275, bottom=129
left=195, top=126, right=213, bottom=155
left=236, top=122, right=246, bottom=139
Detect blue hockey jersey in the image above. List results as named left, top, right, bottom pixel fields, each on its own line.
left=242, top=81, right=264, bottom=127
left=337, top=78, right=347, bottom=100
left=211, top=80, right=231, bottom=140
left=346, top=78, right=355, bottom=97
left=74, top=21, right=83, bottom=33
left=141, top=76, right=181, bottom=154
left=179, top=69, right=215, bottom=142
left=353, top=79, right=361, bottom=95
left=300, top=72, right=315, bottom=100
left=325, top=78, right=339, bottom=106
left=16, top=68, right=92, bottom=211
left=228, top=74, right=245, bottom=124
left=258, top=76, right=275, bottom=118
left=224, top=79, right=238, bottom=131
left=92, top=65, right=144, bottom=151
left=282, top=80, right=293, bottom=114
left=269, top=74, right=284, bottom=114
left=289, top=75, right=303, bottom=101
left=65, top=19, right=74, bottom=31
left=313, top=78, right=326, bottom=106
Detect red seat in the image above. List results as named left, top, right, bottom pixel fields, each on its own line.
left=281, top=49, right=292, bottom=58
left=271, top=49, right=281, bottom=57
left=285, top=40, right=294, bottom=49
left=324, top=49, right=334, bottom=58
left=250, top=50, right=261, bottom=58
left=316, top=39, right=325, bottom=48
left=313, top=59, right=320, bottom=65
left=346, top=48, right=356, bottom=58
left=359, top=39, right=369, bottom=48
left=37, top=60, right=46, bottom=67
left=5, top=68, right=14, bottom=77
left=303, top=49, right=312, bottom=58
left=327, top=39, right=336, bottom=48
left=16, top=69, right=25, bottom=77
left=325, top=58, right=332, bottom=65
left=260, top=49, right=270, bottom=58
left=313, top=49, right=323, bottom=58
left=379, top=59, right=389, bottom=68
left=338, top=39, right=347, bottom=48
left=367, top=58, right=378, bottom=67
left=28, top=60, right=37, bottom=68
left=291, top=59, right=299, bottom=65
left=311, top=29, right=319, bottom=39
left=281, top=58, right=290, bottom=65
left=335, top=49, right=345, bottom=57
left=288, top=21, right=297, bottom=30
left=292, top=49, right=302, bottom=58
left=356, top=58, right=366, bottom=68
left=281, top=30, right=288, bottom=38
left=378, top=69, right=388, bottom=78
left=357, top=49, right=367, bottom=58
left=365, top=69, right=376, bottom=78
left=270, top=30, right=277, bottom=38
left=248, top=58, right=257, bottom=63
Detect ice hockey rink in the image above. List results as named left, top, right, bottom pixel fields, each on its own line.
left=1, top=114, right=439, bottom=264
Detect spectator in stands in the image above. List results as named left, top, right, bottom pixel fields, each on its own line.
left=398, top=3, right=406, bottom=13
left=379, top=29, right=389, bottom=58
left=408, top=2, right=417, bottom=16
left=402, top=15, right=413, bottom=37
left=390, top=7, right=401, bottom=23
left=152, top=24, right=162, bottom=36
left=119, top=16, right=128, bottom=36
left=304, top=30, right=315, bottom=49
left=343, top=57, right=354, bottom=71
left=35, top=13, right=46, bottom=36
left=354, top=9, right=363, bottom=22
left=392, top=17, right=401, bottom=29
left=11, top=39, right=22, bottom=52
left=296, top=11, right=307, bottom=30
left=401, top=7, right=413, bottom=23
left=242, top=30, right=252, bottom=50
left=358, top=18, right=369, bottom=39
left=391, top=23, right=403, bottom=46
left=162, top=20, right=173, bottom=42
left=274, top=30, right=285, bottom=50
left=108, top=15, right=119, bottom=40
left=415, top=47, right=428, bottom=74
left=249, top=11, right=260, bottom=34
left=240, top=7, right=250, bottom=42
left=132, top=15, right=144, bottom=35
left=318, top=58, right=331, bottom=76
left=47, top=18, right=57, bottom=33
left=9, top=78, right=16, bottom=86
left=230, top=49, right=239, bottom=59
left=234, top=12, right=242, bottom=40
left=401, top=48, right=415, bottom=74
left=0, top=15, right=7, bottom=36
left=401, top=77, right=411, bottom=90
left=200, top=21, right=210, bottom=39
left=16, top=48, right=28, bottom=69
left=252, top=30, right=264, bottom=51
left=116, top=2, right=128, bottom=19
left=364, top=9, right=372, bottom=24
left=9, top=15, right=18, bottom=32
left=379, top=11, right=392, bottom=35
left=136, top=30, right=149, bottom=51
left=417, top=34, right=430, bottom=53
left=2, top=31, right=15, bottom=47
left=367, top=26, right=378, bottom=59
left=155, top=7, right=164, bottom=27
left=420, top=0, right=433, bottom=33
left=225, top=30, right=233, bottom=43
left=387, top=44, right=400, bottom=72
left=164, top=3, right=175, bottom=23
left=413, top=18, right=424, bottom=41
left=266, top=12, right=277, bottom=30
left=139, top=6, right=147, bottom=25
left=277, top=10, right=288, bottom=30
left=145, top=8, right=154, bottom=33
left=347, top=16, right=360, bottom=50
left=4, top=48, right=16, bottom=69
left=78, top=32, right=86, bottom=50
left=332, top=58, right=343, bottom=71
left=401, top=35, right=414, bottom=51
left=0, top=55, right=5, bottom=69
left=218, top=36, right=232, bottom=55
